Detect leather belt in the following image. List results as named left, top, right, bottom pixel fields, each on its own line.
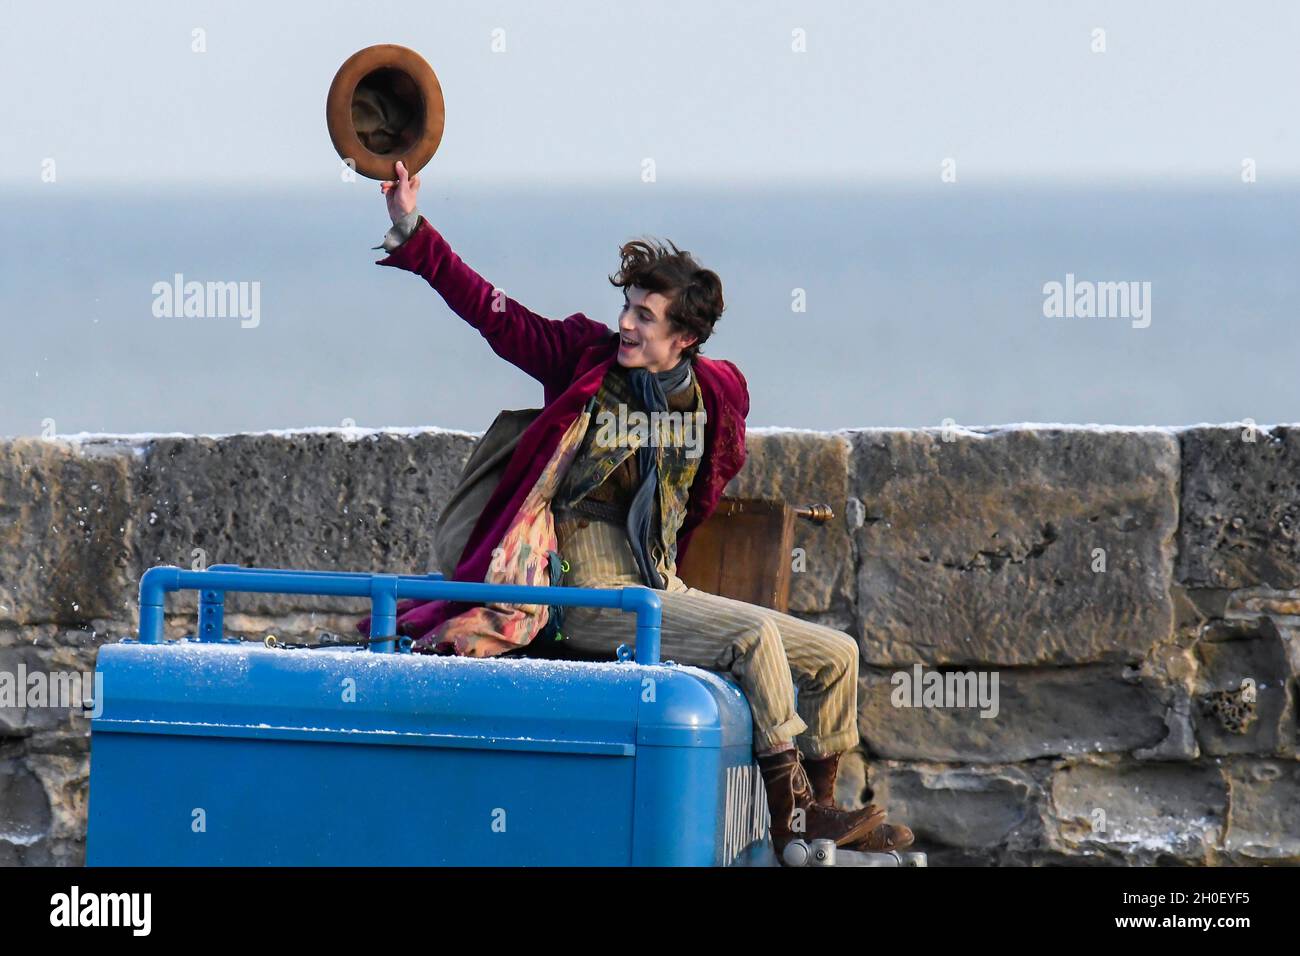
left=558, top=496, right=629, bottom=526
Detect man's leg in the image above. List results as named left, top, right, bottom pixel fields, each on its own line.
left=561, top=587, right=810, bottom=755
left=697, top=592, right=863, bottom=761
left=562, top=586, right=888, bottom=853
left=556, top=515, right=859, bottom=755
left=553, top=515, right=888, bottom=854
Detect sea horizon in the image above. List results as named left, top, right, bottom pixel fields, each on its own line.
left=4, top=180, right=1296, bottom=437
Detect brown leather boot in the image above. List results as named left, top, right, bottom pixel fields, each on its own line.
left=851, top=822, right=916, bottom=853
left=804, top=752, right=915, bottom=853
left=803, top=753, right=842, bottom=807
left=756, top=749, right=885, bottom=856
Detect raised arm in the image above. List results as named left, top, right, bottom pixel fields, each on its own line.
left=377, top=162, right=613, bottom=394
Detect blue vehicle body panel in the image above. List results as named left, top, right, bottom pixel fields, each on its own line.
left=86, top=565, right=772, bottom=866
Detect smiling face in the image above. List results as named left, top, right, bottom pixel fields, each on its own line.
left=616, top=285, right=699, bottom=373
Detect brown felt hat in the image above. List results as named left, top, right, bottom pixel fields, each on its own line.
left=326, top=44, right=445, bottom=181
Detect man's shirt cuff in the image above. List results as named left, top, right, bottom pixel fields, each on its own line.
left=373, top=209, right=421, bottom=252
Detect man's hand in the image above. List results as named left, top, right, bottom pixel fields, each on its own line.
left=381, top=160, right=421, bottom=225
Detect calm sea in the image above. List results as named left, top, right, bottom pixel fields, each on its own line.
left=3, top=182, right=1297, bottom=437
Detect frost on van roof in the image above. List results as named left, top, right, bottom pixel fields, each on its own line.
left=116, top=639, right=686, bottom=677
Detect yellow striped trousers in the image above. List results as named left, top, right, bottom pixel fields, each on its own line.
left=554, top=514, right=861, bottom=757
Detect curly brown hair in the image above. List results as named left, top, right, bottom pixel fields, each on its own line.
left=607, top=238, right=725, bottom=361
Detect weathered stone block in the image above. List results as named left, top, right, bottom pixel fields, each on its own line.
left=857, top=664, right=1168, bottom=763
left=0, top=641, right=101, bottom=743
left=868, top=762, right=1041, bottom=855
left=0, top=755, right=54, bottom=861
left=1050, top=760, right=1227, bottom=864
left=131, top=430, right=476, bottom=617
left=1178, top=425, right=1300, bottom=589
left=0, top=439, right=136, bottom=626
left=21, top=751, right=88, bottom=865
left=1222, top=758, right=1300, bottom=862
left=851, top=427, right=1178, bottom=666
left=1, top=645, right=60, bottom=735
left=1192, top=618, right=1295, bottom=757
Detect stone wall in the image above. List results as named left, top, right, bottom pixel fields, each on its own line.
left=1, top=423, right=1296, bottom=866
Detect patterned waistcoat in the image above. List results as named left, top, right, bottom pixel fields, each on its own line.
left=554, top=363, right=706, bottom=570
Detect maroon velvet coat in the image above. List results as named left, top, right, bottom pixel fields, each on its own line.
left=357, top=217, right=750, bottom=641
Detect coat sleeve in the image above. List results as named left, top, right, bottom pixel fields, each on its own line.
left=675, top=360, right=750, bottom=567
left=377, top=217, right=614, bottom=393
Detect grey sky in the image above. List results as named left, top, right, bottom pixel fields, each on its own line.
left=3, top=0, right=1297, bottom=188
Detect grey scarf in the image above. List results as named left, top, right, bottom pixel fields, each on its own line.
left=624, top=357, right=693, bottom=588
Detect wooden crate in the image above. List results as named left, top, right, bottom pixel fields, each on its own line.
left=679, top=497, right=829, bottom=613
